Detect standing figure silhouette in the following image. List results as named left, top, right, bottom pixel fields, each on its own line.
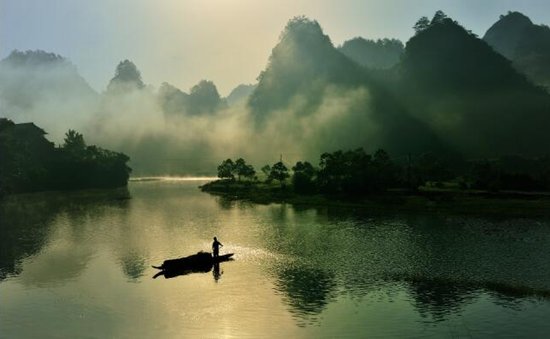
left=212, top=237, right=223, bottom=258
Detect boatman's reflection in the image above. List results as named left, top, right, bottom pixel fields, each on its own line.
left=213, top=263, right=222, bottom=282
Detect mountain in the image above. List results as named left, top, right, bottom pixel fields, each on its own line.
left=106, top=59, right=146, bottom=93
left=247, top=16, right=448, bottom=156
left=338, top=38, right=404, bottom=69
left=248, top=16, right=368, bottom=119
left=158, top=80, right=225, bottom=116
left=226, top=83, right=257, bottom=106
left=484, top=11, right=550, bottom=88
left=0, top=50, right=99, bottom=139
left=400, top=12, right=550, bottom=156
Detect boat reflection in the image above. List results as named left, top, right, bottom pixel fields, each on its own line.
left=152, top=258, right=232, bottom=280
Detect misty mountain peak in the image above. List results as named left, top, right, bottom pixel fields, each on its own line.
left=249, top=16, right=366, bottom=118
left=107, top=59, right=145, bottom=92
left=1, top=50, right=69, bottom=68
left=278, top=16, right=333, bottom=48
left=484, top=11, right=534, bottom=59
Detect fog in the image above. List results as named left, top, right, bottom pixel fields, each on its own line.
left=2, top=14, right=550, bottom=176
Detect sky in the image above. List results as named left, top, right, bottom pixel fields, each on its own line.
left=2, top=0, right=550, bottom=96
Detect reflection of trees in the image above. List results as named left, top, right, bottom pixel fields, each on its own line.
left=0, top=197, right=57, bottom=280
left=405, top=279, right=479, bottom=322
left=119, top=254, right=147, bottom=282
left=273, top=264, right=337, bottom=322
left=0, top=188, right=130, bottom=282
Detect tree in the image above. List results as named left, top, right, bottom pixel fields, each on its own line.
left=217, top=159, right=235, bottom=180
left=261, top=165, right=271, bottom=181
left=233, top=158, right=256, bottom=181
left=233, top=158, right=246, bottom=181
left=63, top=129, right=86, bottom=157
left=431, top=10, right=448, bottom=25
left=292, top=161, right=316, bottom=194
left=372, top=149, right=399, bottom=190
left=414, top=16, right=430, bottom=34
left=269, top=161, right=290, bottom=187
left=243, top=165, right=256, bottom=181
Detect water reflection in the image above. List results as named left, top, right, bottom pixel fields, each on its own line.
left=273, top=264, right=338, bottom=323
left=0, top=188, right=130, bottom=284
left=120, top=254, right=148, bottom=282
left=152, top=260, right=232, bottom=280
left=404, top=279, right=479, bottom=322
left=2, top=182, right=550, bottom=337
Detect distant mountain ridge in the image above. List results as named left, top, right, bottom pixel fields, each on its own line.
left=399, top=12, right=550, bottom=156
left=484, top=11, right=550, bottom=88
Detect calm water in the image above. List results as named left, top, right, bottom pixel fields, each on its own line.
left=2, top=180, right=550, bottom=338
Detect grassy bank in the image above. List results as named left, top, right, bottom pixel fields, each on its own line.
left=200, top=180, right=550, bottom=217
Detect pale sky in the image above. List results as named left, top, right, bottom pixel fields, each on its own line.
left=2, top=0, right=550, bottom=96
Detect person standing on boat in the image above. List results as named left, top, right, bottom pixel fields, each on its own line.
left=212, top=237, right=223, bottom=258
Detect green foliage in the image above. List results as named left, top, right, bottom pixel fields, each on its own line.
left=63, top=129, right=86, bottom=157
left=217, top=159, right=235, bottom=180
left=233, top=158, right=256, bottom=181
left=0, top=122, right=131, bottom=196
left=317, top=148, right=399, bottom=195
left=217, top=158, right=255, bottom=181
left=292, top=161, right=317, bottom=194
left=261, top=165, right=271, bottom=177
left=414, top=17, right=430, bottom=34
left=269, top=161, right=290, bottom=187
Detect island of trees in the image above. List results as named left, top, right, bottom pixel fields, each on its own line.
left=0, top=118, right=131, bottom=198
left=201, top=149, right=550, bottom=214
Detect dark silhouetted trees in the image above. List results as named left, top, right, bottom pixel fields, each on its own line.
left=0, top=120, right=131, bottom=196
left=414, top=17, right=431, bottom=34
left=234, top=158, right=255, bottom=181
left=316, top=148, right=400, bottom=195
left=292, top=161, right=317, bottom=194
left=217, top=159, right=235, bottom=180
left=269, top=161, right=290, bottom=187
left=216, top=158, right=256, bottom=181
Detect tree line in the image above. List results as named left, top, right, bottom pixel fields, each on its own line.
left=0, top=118, right=131, bottom=197
left=217, top=149, right=550, bottom=195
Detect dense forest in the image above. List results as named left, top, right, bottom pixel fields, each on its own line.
left=0, top=118, right=131, bottom=197
left=211, top=149, right=550, bottom=196
left=1, top=10, right=550, bottom=179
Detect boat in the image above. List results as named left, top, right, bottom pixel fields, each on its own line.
left=152, top=251, right=234, bottom=279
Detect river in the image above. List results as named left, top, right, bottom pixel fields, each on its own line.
left=1, top=179, right=550, bottom=338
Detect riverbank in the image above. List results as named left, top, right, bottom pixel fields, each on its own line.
left=200, top=180, right=550, bottom=217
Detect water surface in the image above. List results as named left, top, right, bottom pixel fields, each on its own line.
left=2, top=179, right=550, bottom=338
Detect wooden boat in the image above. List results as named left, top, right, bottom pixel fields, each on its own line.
left=152, top=251, right=234, bottom=272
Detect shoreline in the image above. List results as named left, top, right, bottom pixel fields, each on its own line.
left=200, top=180, right=550, bottom=217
